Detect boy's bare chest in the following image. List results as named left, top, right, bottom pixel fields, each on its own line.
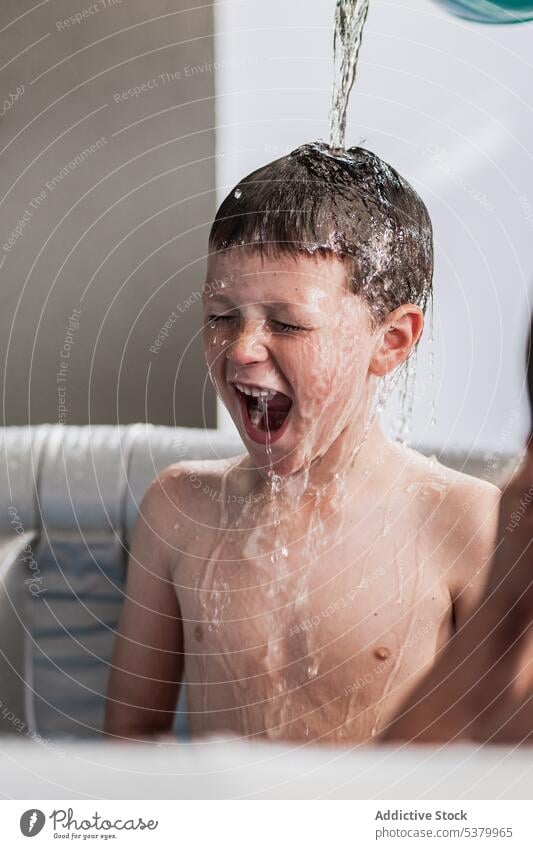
left=173, top=504, right=451, bottom=685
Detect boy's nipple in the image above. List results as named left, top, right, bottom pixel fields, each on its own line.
left=374, top=646, right=390, bottom=661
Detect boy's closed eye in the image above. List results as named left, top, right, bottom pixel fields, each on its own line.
left=206, top=314, right=307, bottom=333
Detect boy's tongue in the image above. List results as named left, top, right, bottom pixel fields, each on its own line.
left=264, top=391, right=292, bottom=412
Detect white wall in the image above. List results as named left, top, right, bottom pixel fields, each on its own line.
left=213, top=0, right=533, bottom=455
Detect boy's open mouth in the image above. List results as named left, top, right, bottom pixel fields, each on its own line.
left=232, top=383, right=293, bottom=445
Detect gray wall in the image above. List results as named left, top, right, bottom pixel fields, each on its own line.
left=0, top=0, right=217, bottom=428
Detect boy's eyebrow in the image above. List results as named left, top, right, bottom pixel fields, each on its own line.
left=205, top=292, right=233, bottom=304
left=205, top=295, right=315, bottom=311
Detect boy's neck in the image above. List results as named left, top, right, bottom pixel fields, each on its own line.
left=252, top=415, right=391, bottom=505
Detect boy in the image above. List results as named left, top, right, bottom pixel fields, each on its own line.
left=105, top=142, right=500, bottom=744
left=384, top=318, right=533, bottom=744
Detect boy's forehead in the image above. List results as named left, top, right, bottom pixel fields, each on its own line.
left=204, top=253, right=348, bottom=305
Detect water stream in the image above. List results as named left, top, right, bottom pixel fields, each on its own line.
left=329, top=0, right=371, bottom=150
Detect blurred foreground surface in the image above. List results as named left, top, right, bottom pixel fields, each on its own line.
left=0, top=737, right=532, bottom=799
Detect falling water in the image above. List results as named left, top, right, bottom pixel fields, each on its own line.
left=427, top=293, right=437, bottom=429
left=329, top=0, right=371, bottom=150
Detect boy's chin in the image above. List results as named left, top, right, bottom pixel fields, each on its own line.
left=239, top=429, right=297, bottom=477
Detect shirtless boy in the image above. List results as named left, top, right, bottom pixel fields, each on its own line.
left=105, top=142, right=500, bottom=745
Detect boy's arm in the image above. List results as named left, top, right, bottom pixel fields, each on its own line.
left=382, top=460, right=533, bottom=744
left=104, top=472, right=185, bottom=741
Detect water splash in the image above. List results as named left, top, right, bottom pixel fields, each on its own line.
left=195, top=458, right=242, bottom=720
left=329, top=0, right=371, bottom=150
left=427, top=293, right=437, bottom=429
left=392, top=351, right=418, bottom=446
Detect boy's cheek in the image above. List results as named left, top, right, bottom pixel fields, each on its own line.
left=295, top=370, right=359, bottom=422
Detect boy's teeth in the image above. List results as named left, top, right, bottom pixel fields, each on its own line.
left=235, top=383, right=276, bottom=401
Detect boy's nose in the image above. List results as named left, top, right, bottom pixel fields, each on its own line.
left=225, top=320, right=269, bottom=364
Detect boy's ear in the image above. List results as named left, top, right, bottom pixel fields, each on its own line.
left=369, top=304, right=424, bottom=376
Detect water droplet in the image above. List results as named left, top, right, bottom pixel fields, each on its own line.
left=307, top=660, right=319, bottom=679
left=234, top=188, right=242, bottom=199
left=281, top=546, right=289, bottom=558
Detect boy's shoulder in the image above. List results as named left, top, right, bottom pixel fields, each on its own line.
left=157, top=454, right=244, bottom=488
left=392, top=438, right=501, bottom=552
left=395, top=442, right=500, bottom=499
left=395, top=444, right=500, bottom=601
left=139, top=453, right=248, bottom=529
left=128, top=455, right=249, bottom=577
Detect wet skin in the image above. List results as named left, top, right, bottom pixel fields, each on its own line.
left=105, top=252, right=500, bottom=744
left=383, top=447, right=533, bottom=745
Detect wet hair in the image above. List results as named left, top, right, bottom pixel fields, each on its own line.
left=209, top=142, right=434, bottom=325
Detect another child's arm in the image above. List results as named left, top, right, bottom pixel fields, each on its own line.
left=104, top=472, right=185, bottom=741
left=466, top=448, right=533, bottom=742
